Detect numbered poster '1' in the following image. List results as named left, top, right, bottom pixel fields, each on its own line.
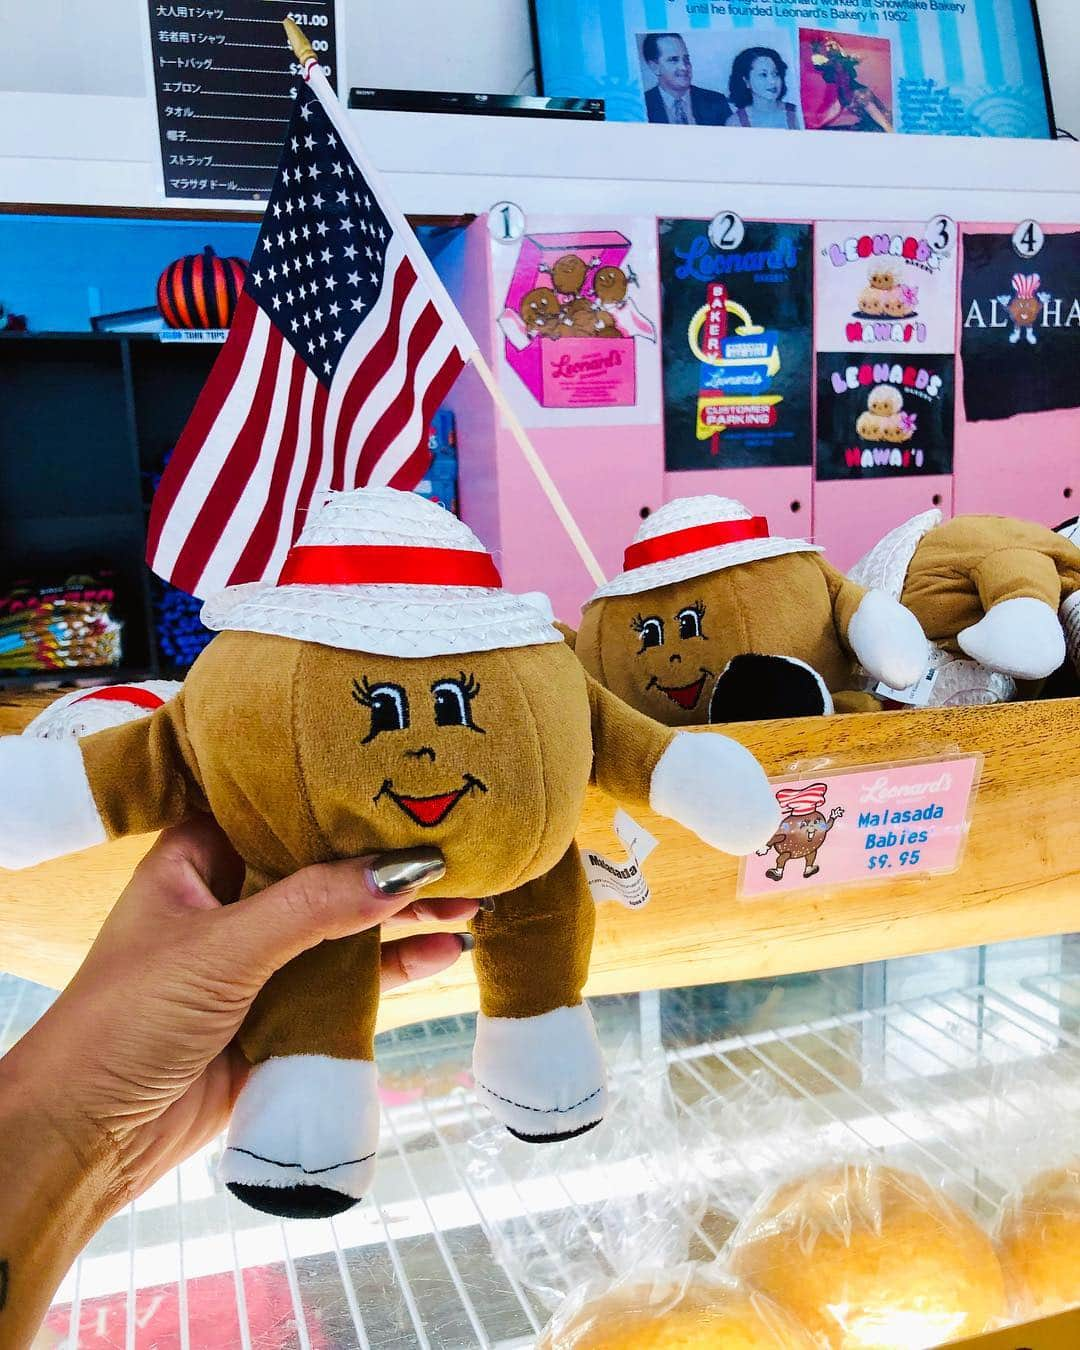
left=738, top=755, right=981, bottom=899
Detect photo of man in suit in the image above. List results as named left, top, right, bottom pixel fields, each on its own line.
left=642, top=33, right=732, bottom=126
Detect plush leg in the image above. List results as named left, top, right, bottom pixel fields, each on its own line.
left=957, top=549, right=1065, bottom=680
left=470, top=845, right=606, bottom=1142
left=222, top=930, right=382, bottom=1219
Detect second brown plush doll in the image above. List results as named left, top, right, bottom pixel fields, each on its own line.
left=575, top=497, right=929, bottom=724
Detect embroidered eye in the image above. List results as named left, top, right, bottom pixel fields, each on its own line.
left=432, top=673, right=484, bottom=732
left=352, top=679, right=409, bottom=742
left=677, top=603, right=706, bottom=640
left=631, top=615, right=664, bottom=653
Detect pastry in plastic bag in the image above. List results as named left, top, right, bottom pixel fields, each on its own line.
left=537, top=1266, right=814, bottom=1349
left=997, top=1163, right=1080, bottom=1317
left=729, top=1163, right=1007, bottom=1348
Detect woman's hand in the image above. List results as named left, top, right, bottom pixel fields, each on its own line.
left=0, top=817, right=473, bottom=1345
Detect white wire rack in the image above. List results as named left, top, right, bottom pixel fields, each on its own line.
left=4, top=946, right=1079, bottom=1349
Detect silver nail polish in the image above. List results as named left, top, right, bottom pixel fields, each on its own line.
left=458, top=932, right=475, bottom=953
left=367, top=847, right=446, bottom=896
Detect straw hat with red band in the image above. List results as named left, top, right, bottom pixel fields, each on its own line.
left=23, top=680, right=183, bottom=741
left=201, top=487, right=562, bottom=659
left=584, top=496, right=821, bottom=604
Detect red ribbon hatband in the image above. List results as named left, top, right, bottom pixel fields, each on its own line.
left=623, top=517, right=769, bottom=571
left=277, top=544, right=503, bottom=589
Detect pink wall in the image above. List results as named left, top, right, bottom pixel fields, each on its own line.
left=445, top=217, right=1080, bottom=624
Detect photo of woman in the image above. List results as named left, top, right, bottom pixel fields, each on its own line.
left=725, top=46, right=802, bottom=130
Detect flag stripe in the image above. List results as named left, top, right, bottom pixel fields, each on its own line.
left=228, top=352, right=312, bottom=585
left=357, top=301, right=444, bottom=484
left=366, top=327, right=458, bottom=487
left=264, top=374, right=323, bottom=584
left=146, top=291, right=260, bottom=563
left=335, top=278, right=433, bottom=490
left=288, top=380, right=330, bottom=552
left=184, top=323, right=293, bottom=593
left=328, top=253, right=416, bottom=489
left=387, top=347, right=464, bottom=490
left=169, top=319, right=284, bottom=594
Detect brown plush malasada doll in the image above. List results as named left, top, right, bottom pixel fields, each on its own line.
left=851, top=510, right=1080, bottom=694
left=0, top=488, right=780, bottom=1221
left=575, top=496, right=928, bottom=725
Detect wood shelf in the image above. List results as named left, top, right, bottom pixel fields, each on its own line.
left=2, top=690, right=1077, bottom=1032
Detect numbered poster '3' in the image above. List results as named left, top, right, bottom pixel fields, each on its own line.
left=739, top=756, right=981, bottom=899
left=816, top=221, right=958, bottom=355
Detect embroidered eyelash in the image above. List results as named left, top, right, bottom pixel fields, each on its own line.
left=351, top=676, right=376, bottom=708
left=630, top=613, right=648, bottom=634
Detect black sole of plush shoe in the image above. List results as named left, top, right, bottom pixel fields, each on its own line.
left=507, top=1118, right=603, bottom=1144
left=227, top=1181, right=357, bottom=1219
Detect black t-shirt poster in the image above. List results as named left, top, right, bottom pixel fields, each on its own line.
left=961, top=232, right=1080, bottom=423
left=659, top=219, right=813, bottom=471
left=816, top=354, right=955, bottom=481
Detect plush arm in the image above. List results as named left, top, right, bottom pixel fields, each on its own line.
left=586, top=676, right=779, bottom=856
left=815, top=555, right=929, bottom=689
left=0, top=698, right=205, bottom=870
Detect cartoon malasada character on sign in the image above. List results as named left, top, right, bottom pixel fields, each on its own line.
left=999, top=273, right=1051, bottom=345
left=0, top=488, right=781, bottom=1221
left=545, top=253, right=590, bottom=298
left=756, top=782, right=843, bottom=881
left=575, top=497, right=928, bottom=725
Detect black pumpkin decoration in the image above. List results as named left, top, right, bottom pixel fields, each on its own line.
left=157, top=245, right=246, bottom=329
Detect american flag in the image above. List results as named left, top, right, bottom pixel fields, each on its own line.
left=147, top=69, right=476, bottom=599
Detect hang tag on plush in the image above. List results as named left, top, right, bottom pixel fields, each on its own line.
left=582, top=809, right=659, bottom=909
left=874, top=667, right=940, bottom=707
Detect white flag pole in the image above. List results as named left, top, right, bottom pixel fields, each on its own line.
left=283, top=21, right=607, bottom=587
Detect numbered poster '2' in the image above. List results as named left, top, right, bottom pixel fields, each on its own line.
left=738, top=755, right=981, bottom=899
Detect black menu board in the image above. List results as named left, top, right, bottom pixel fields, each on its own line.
left=148, top=2, right=337, bottom=202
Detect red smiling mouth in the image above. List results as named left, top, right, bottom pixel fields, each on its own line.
left=651, top=674, right=708, bottom=710
left=376, top=775, right=487, bottom=827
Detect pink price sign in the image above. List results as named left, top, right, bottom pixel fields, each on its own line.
left=738, top=755, right=982, bottom=899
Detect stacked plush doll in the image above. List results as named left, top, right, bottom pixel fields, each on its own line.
left=0, top=488, right=780, bottom=1221
left=851, top=510, right=1080, bottom=705
left=575, top=497, right=929, bottom=724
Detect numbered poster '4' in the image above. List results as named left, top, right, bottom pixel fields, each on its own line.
left=738, top=755, right=981, bottom=899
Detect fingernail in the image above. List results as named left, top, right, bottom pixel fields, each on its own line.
left=457, top=933, right=475, bottom=953
left=367, top=847, right=446, bottom=897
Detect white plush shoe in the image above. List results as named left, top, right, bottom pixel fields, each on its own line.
left=957, top=598, right=1066, bottom=680
left=847, top=589, right=930, bottom=689
left=472, top=1004, right=608, bottom=1142
left=222, top=1055, right=379, bottom=1218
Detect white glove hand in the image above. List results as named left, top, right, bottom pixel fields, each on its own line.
left=848, top=589, right=930, bottom=689
left=649, top=733, right=780, bottom=857
left=0, top=736, right=105, bottom=869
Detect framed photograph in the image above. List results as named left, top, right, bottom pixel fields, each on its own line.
left=532, top=0, right=1054, bottom=138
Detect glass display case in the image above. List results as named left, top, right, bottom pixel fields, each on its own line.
left=9, top=934, right=1077, bottom=1347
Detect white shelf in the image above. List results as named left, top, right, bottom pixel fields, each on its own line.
left=354, top=111, right=1080, bottom=225
left=4, top=95, right=1080, bottom=223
